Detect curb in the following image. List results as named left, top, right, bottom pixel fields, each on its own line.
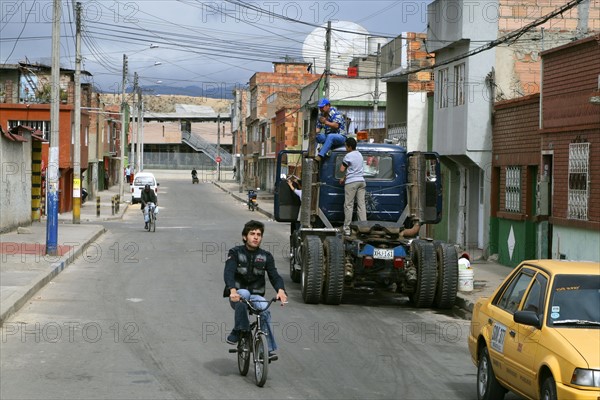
left=0, top=226, right=106, bottom=326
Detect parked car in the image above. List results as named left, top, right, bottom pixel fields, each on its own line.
left=468, top=260, right=600, bottom=400
left=131, top=172, right=158, bottom=204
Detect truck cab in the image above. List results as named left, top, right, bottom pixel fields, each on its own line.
left=274, top=142, right=457, bottom=309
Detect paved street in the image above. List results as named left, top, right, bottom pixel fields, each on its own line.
left=1, top=170, right=519, bottom=399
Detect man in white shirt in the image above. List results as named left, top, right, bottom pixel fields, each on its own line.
left=339, top=137, right=366, bottom=236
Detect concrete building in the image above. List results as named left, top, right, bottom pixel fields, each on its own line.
left=381, top=33, right=435, bottom=151
left=426, top=0, right=599, bottom=254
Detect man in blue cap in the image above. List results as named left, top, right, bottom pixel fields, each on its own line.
left=314, top=98, right=346, bottom=162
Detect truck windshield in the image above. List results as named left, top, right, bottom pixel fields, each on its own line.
left=334, top=154, right=393, bottom=180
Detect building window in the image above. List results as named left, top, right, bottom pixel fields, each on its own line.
left=505, top=166, right=521, bottom=213
left=8, top=120, right=50, bottom=140
left=454, top=63, right=465, bottom=106
left=568, top=143, right=589, bottom=220
left=438, top=68, right=448, bottom=109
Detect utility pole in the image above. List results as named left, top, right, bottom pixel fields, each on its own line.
left=139, top=91, right=144, bottom=171
left=119, top=54, right=128, bottom=200
left=238, top=91, right=244, bottom=193
left=373, top=42, right=381, bottom=130
left=217, top=113, right=221, bottom=181
left=324, top=20, right=331, bottom=99
left=136, top=85, right=142, bottom=173
left=73, top=2, right=82, bottom=224
left=46, top=0, right=61, bottom=255
left=132, top=72, right=138, bottom=175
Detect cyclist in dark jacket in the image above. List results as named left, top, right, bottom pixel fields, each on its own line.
left=141, top=184, right=157, bottom=229
left=224, top=220, right=287, bottom=354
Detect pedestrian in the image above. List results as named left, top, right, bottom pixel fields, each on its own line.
left=104, top=168, right=110, bottom=189
left=223, top=220, right=288, bottom=357
left=339, top=137, right=366, bottom=236
left=232, top=165, right=237, bottom=180
left=314, top=98, right=346, bottom=162
left=125, top=165, right=131, bottom=184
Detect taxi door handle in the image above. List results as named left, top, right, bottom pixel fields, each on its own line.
left=488, top=318, right=493, bottom=325
left=509, top=330, right=516, bottom=337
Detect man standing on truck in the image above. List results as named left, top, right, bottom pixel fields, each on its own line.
left=315, top=98, right=346, bottom=162
left=339, top=137, right=366, bottom=236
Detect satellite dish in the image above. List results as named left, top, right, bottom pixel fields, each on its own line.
left=302, top=21, right=369, bottom=75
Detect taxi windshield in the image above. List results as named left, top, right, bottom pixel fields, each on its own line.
left=547, top=274, right=600, bottom=328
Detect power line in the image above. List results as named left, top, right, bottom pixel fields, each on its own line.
left=385, top=0, right=588, bottom=79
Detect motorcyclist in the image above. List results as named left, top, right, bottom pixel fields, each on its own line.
left=191, top=167, right=198, bottom=183
left=141, top=184, right=157, bottom=229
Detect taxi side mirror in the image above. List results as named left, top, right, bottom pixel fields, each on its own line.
left=514, top=310, right=542, bottom=329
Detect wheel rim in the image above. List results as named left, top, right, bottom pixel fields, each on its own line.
left=478, top=356, right=489, bottom=396
left=254, top=338, right=265, bottom=381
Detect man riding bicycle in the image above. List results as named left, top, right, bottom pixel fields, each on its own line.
left=140, top=184, right=157, bottom=229
left=223, top=220, right=287, bottom=357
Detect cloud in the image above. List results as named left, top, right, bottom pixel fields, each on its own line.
left=1, top=1, right=433, bottom=93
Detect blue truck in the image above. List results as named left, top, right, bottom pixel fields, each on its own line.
left=274, top=143, right=458, bottom=308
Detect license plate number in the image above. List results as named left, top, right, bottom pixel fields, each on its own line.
left=373, top=249, right=393, bottom=259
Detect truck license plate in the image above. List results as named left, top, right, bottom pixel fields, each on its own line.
left=373, top=249, right=393, bottom=260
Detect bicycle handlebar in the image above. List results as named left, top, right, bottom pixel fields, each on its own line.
left=240, top=297, right=279, bottom=313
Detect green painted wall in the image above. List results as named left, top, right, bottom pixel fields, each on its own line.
left=496, top=219, right=537, bottom=267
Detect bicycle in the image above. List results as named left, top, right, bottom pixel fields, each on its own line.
left=146, top=203, right=157, bottom=232
left=229, top=297, right=278, bottom=387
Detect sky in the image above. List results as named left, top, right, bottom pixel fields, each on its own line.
left=0, top=0, right=434, bottom=97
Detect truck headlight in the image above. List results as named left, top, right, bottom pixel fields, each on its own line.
left=571, top=368, right=600, bottom=387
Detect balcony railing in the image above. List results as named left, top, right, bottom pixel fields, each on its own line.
left=387, top=122, right=407, bottom=148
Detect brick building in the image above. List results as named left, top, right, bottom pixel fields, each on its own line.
left=491, top=35, right=600, bottom=266
left=244, top=62, right=318, bottom=191
left=0, top=63, right=91, bottom=220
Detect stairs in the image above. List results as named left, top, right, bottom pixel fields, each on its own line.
left=181, top=131, right=232, bottom=165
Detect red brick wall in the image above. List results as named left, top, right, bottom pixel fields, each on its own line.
left=492, top=93, right=541, bottom=217
left=541, top=37, right=600, bottom=229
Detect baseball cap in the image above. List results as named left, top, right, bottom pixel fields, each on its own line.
left=318, top=98, right=330, bottom=108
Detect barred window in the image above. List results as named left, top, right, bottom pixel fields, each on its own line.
left=438, top=68, right=448, bottom=109
left=8, top=120, right=50, bottom=140
left=568, top=143, right=589, bottom=220
left=505, top=166, right=521, bottom=213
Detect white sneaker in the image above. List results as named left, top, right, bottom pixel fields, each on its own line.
left=343, top=226, right=351, bottom=236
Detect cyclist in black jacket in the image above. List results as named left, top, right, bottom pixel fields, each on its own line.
left=224, top=220, right=287, bottom=355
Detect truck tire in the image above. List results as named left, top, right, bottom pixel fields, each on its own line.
left=289, top=233, right=302, bottom=283
left=301, top=235, right=323, bottom=304
left=409, top=239, right=437, bottom=308
left=433, top=241, right=458, bottom=309
left=322, top=236, right=344, bottom=305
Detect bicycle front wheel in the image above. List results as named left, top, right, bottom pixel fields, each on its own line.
left=149, top=213, right=155, bottom=232
left=253, top=333, right=269, bottom=387
left=237, top=333, right=250, bottom=376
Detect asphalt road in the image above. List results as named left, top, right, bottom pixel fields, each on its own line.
left=0, top=170, right=520, bottom=399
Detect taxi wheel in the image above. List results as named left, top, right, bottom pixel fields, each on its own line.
left=477, top=346, right=505, bottom=400
left=541, top=375, right=557, bottom=400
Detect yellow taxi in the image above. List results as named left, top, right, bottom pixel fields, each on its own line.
left=468, top=260, right=600, bottom=400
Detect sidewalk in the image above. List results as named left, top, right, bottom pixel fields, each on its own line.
left=213, top=180, right=516, bottom=316
left=0, top=185, right=128, bottom=326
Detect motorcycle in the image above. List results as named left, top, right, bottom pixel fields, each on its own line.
left=81, top=187, right=88, bottom=204
left=247, top=190, right=258, bottom=211
left=192, top=172, right=199, bottom=184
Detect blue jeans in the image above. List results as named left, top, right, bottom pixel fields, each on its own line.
left=316, top=133, right=346, bottom=157
left=229, top=289, right=277, bottom=352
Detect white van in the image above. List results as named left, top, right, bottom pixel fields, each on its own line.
left=131, top=172, right=158, bottom=204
